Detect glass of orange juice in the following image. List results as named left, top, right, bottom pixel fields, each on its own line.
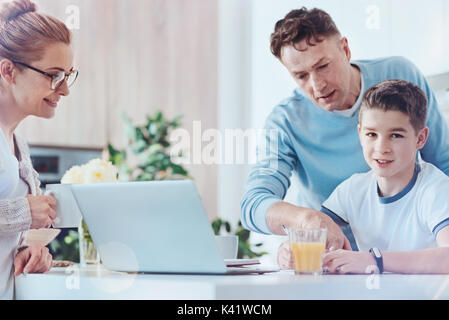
left=288, top=228, right=327, bottom=275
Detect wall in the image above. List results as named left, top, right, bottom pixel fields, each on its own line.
left=17, top=0, right=219, bottom=220
left=217, top=0, right=253, bottom=226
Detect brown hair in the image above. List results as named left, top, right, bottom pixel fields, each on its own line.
left=359, top=79, right=428, bottom=133
left=270, top=7, right=340, bottom=59
left=0, top=0, right=71, bottom=64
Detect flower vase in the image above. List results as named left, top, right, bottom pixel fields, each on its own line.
left=78, top=218, right=100, bottom=266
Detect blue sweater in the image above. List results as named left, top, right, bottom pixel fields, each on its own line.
left=240, top=56, right=449, bottom=235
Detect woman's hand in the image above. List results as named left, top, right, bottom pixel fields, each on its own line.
left=277, top=240, right=295, bottom=270
left=322, top=249, right=377, bottom=274
left=26, top=194, right=57, bottom=229
left=14, top=245, right=53, bottom=276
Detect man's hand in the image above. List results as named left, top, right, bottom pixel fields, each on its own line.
left=14, top=245, right=53, bottom=276
left=310, top=212, right=352, bottom=251
left=26, top=195, right=57, bottom=229
left=267, top=202, right=352, bottom=250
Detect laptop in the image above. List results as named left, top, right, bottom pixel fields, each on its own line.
left=70, top=180, right=279, bottom=275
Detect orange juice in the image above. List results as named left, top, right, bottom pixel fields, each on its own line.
left=290, top=242, right=325, bottom=274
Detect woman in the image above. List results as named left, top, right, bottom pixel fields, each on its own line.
left=0, top=0, right=78, bottom=299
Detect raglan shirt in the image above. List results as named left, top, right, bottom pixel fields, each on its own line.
left=322, top=162, right=449, bottom=252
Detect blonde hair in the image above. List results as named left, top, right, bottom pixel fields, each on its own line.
left=0, top=0, right=71, bottom=64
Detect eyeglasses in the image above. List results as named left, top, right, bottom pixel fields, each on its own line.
left=12, top=61, right=79, bottom=90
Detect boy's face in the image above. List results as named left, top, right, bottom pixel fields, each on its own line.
left=358, top=108, right=428, bottom=180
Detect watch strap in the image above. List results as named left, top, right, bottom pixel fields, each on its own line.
left=369, top=247, right=384, bottom=274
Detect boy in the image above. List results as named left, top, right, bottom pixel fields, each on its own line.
left=279, top=79, right=449, bottom=274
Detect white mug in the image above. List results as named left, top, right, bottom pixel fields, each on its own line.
left=45, top=184, right=82, bottom=228
left=214, top=235, right=238, bottom=260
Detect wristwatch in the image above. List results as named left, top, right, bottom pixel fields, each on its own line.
left=369, top=247, right=383, bottom=274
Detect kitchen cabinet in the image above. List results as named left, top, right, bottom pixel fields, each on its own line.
left=16, top=0, right=219, bottom=219
left=16, top=0, right=108, bottom=148
left=17, top=0, right=218, bottom=150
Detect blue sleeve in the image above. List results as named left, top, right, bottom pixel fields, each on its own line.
left=433, top=219, right=449, bottom=237
left=321, top=176, right=352, bottom=225
left=321, top=206, right=349, bottom=227
left=321, top=206, right=358, bottom=251
left=399, top=57, right=449, bottom=175
left=240, top=107, right=298, bottom=234
left=419, top=172, right=449, bottom=237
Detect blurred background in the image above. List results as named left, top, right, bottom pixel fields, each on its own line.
left=16, top=0, right=449, bottom=263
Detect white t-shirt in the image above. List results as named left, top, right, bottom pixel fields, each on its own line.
left=0, top=129, right=29, bottom=300
left=322, top=162, right=449, bottom=252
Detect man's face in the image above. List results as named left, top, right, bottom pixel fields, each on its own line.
left=358, top=108, right=428, bottom=181
left=280, top=35, right=354, bottom=111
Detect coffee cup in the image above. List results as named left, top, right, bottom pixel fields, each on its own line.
left=214, top=235, right=238, bottom=260
left=45, top=184, right=82, bottom=228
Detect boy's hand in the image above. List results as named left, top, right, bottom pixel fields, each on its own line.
left=277, top=240, right=295, bottom=269
left=322, top=250, right=377, bottom=274
left=277, top=237, right=352, bottom=270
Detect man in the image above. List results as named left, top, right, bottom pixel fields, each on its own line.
left=240, top=7, right=449, bottom=250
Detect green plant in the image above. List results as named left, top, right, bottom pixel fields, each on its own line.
left=212, top=218, right=268, bottom=259
left=49, top=229, right=80, bottom=262
left=108, top=111, right=190, bottom=181
left=211, top=218, right=231, bottom=235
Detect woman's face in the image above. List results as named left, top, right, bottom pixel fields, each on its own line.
left=12, top=42, right=74, bottom=119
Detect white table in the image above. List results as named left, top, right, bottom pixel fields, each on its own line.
left=14, top=265, right=449, bottom=300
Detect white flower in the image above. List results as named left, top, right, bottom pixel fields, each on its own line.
left=84, top=162, right=117, bottom=183
left=61, top=165, right=85, bottom=184
left=61, top=159, right=118, bottom=184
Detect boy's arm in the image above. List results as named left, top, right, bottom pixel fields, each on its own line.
left=382, top=226, right=449, bottom=274
left=324, top=226, right=449, bottom=274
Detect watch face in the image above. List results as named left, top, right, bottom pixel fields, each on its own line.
left=372, top=247, right=381, bottom=258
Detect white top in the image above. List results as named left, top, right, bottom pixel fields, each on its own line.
left=0, top=129, right=30, bottom=300
left=332, top=89, right=362, bottom=118
left=0, top=131, right=29, bottom=198
left=322, top=162, right=449, bottom=252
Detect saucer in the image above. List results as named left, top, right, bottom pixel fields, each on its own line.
left=23, top=229, right=61, bottom=247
